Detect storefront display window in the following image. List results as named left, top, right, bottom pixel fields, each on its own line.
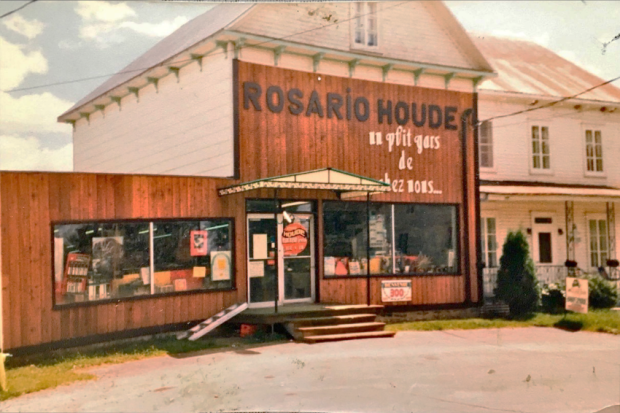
left=323, top=202, right=458, bottom=276
left=53, top=218, right=233, bottom=305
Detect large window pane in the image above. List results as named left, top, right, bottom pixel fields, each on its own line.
left=323, top=202, right=369, bottom=276
left=153, top=220, right=233, bottom=292
left=53, top=218, right=234, bottom=306
left=54, top=222, right=150, bottom=304
left=394, top=205, right=458, bottom=274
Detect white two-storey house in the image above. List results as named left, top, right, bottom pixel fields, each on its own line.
left=474, top=35, right=620, bottom=296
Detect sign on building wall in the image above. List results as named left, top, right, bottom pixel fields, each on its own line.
left=565, top=277, right=588, bottom=314
left=235, top=61, right=473, bottom=205
left=381, top=280, right=412, bottom=302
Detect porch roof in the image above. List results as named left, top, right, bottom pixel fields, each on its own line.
left=481, top=181, right=620, bottom=201
left=218, top=168, right=390, bottom=197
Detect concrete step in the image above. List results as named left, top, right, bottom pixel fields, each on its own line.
left=303, top=330, right=396, bottom=344
left=297, top=322, right=386, bottom=338
left=288, top=313, right=377, bottom=328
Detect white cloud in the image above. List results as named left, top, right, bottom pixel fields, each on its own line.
left=2, top=15, right=45, bottom=39
left=76, top=1, right=136, bottom=23
left=0, top=91, right=73, bottom=134
left=0, top=37, right=48, bottom=90
left=0, top=135, right=72, bottom=171
left=120, top=16, right=189, bottom=37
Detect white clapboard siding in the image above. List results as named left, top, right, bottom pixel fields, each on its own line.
left=481, top=200, right=619, bottom=272
left=73, top=52, right=234, bottom=177
left=479, top=97, right=620, bottom=188
left=230, top=2, right=477, bottom=72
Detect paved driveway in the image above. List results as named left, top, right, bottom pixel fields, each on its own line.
left=1, top=327, right=619, bottom=413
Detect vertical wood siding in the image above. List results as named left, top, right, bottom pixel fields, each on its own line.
left=237, top=61, right=479, bottom=308
left=0, top=172, right=245, bottom=351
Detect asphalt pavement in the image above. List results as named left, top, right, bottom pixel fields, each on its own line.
left=1, top=327, right=619, bottom=413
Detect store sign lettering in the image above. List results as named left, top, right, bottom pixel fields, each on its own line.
left=243, top=82, right=459, bottom=130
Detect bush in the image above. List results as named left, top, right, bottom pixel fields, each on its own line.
left=541, top=282, right=565, bottom=314
left=588, top=277, right=618, bottom=309
left=495, top=230, right=540, bottom=316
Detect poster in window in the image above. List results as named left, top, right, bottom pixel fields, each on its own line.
left=64, top=253, right=90, bottom=277
left=282, top=222, right=308, bottom=256
left=91, top=237, right=124, bottom=279
left=211, top=251, right=231, bottom=281
left=324, top=257, right=336, bottom=276
left=190, top=230, right=208, bottom=256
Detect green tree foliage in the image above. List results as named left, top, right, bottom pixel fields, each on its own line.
left=588, top=277, right=618, bottom=309
left=495, top=230, right=540, bottom=316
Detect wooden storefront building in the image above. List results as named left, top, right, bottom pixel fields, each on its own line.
left=0, top=2, right=496, bottom=352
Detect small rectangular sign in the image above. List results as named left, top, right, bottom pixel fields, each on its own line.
left=248, top=261, right=264, bottom=278
left=566, top=277, right=588, bottom=314
left=381, top=280, right=412, bottom=303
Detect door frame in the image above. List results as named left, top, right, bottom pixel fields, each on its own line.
left=246, top=212, right=316, bottom=308
left=530, top=211, right=556, bottom=266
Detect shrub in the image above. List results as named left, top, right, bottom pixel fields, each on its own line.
left=588, top=277, right=618, bottom=309
left=541, top=282, right=565, bottom=314
left=495, top=230, right=540, bottom=316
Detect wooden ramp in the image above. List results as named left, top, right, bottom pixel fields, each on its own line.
left=177, top=302, right=248, bottom=341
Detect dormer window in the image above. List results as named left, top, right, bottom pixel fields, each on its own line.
left=353, top=2, right=378, bottom=48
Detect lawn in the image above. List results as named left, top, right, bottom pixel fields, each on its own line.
left=1, top=310, right=618, bottom=403
left=385, top=310, right=620, bottom=334
left=0, top=331, right=287, bottom=402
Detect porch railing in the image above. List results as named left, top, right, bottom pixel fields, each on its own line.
left=483, top=265, right=568, bottom=298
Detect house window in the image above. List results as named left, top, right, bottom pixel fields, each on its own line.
left=588, top=219, right=608, bottom=268
left=585, top=129, right=603, bottom=173
left=53, top=218, right=234, bottom=306
left=480, top=217, right=498, bottom=268
left=353, top=2, right=378, bottom=48
left=479, top=121, right=493, bottom=168
left=531, top=125, right=550, bottom=170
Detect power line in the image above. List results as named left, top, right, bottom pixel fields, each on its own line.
left=2, top=1, right=407, bottom=94
left=0, top=0, right=37, bottom=20
left=478, top=74, right=620, bottom=125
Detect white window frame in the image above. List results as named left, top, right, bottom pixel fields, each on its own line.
left=583, top=125, right=606, bottom=177
left=586, top=214, right=609, bottom=269
left=478, top=120, right=495, bottom=171
left=350, top=2, right=380, bottom=50
left=480, top=216, right=499, bottom=268
left=529, top=123, right=553, bottom=175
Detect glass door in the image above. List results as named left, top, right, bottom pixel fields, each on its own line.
left=280, top=214, right=315, bottom=303
left=247, top=213, right=315, bottom=307
left=247, top=214, right=278, bottom=306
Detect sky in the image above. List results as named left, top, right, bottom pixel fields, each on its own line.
left=0, top=1, right=619, bottom=172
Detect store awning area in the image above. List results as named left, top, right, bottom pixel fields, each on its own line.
left=218, top=168, right=390, bottom=197
left=481, top=182, right=620, bottom=202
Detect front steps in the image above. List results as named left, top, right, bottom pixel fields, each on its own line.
left=283, top=305, right=396, bottom=344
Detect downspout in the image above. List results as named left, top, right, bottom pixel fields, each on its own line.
left=0, top=175, right=7, bottom=391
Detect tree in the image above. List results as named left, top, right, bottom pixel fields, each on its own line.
left=495, top=230, right=540, bottom=316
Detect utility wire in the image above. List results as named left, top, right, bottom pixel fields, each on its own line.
left=2, top=1, right=407, bottom=94
left=478, top=74, right=620, bottom=125
left=0, top=0, right=37, bottom=19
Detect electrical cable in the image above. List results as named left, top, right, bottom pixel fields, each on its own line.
left=0, top=0, right=37, bottom=20
left=2, top=1, right=407, bottom=94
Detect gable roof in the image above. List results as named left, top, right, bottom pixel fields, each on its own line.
left=60, top=3, right=254, bottom=118
left=60, top=2, right=494, bottom=121
left=473, top=34, right=620, bottom=104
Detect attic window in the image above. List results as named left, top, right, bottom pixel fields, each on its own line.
left=353, top=2, right=378, bottom=48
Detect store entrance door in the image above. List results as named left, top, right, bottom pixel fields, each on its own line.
left=247, top=213, right=315, bottom=308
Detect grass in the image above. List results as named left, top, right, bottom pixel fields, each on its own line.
left=385, top=310, right=620, bottom=334
left=0, top=330, right=288, bottom=402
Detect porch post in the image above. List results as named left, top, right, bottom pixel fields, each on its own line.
left=366, top=192, right=371, bottom=306
left=274, top=189, right=279, bottom=313
left=607, top=202, right=616, bottom=261
left=565, top=201, right=575, bottom=276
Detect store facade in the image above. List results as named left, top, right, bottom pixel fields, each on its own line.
left=1, top=2, right=495, bottom=352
